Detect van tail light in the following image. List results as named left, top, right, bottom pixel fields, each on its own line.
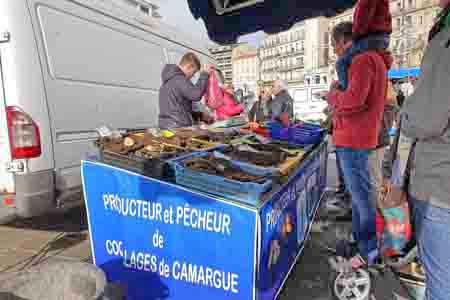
left=6, top=106, right=41, bottom=159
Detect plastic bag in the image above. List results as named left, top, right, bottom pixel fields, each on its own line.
left=376, top=186, right=412, bottom=257
left=204, top=69, right=224, bottom=110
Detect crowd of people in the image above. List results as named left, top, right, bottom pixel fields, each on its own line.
left=157, top=52, right=293, bottom=130
left=157, top=0, right=450, bottom=297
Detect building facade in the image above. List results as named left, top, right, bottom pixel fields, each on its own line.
left=114, top=0, right=162, bottom=18
left=390, top=0, right=440, bottom=68
left=327, top=0, right=440, bottom=77
left=209, top=44, right=240, bottom=84
left=259, top=17, right=330, bottom=88
left=232, top=44, right=259, bottom=94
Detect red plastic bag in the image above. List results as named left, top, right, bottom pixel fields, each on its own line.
left=204, top=70, right=224, bottom=110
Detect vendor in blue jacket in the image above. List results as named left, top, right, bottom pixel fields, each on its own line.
left=158, top=52, right=213, bottom=129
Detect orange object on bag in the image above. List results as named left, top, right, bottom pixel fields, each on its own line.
left=204, top=70, right=224, bottom=109
left=253, top=127, right=270, bottom=137
left=280, top=112, right=290, bottom=127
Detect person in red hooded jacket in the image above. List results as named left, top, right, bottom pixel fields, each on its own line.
left=215, top=84, right=244, bottom=120
left=326, top=21, right=393, bottom=269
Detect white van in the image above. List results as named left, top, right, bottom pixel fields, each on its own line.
left=0, top=0, right=215, bottom=221
left=289, top=85, right=329, bottom=121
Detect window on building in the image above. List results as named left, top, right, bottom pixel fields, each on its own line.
left=323, top=76, right=328, bottom=84
left=140, top=5, right=150, bottom=14
left=315, top=75, right=320, bottom=84
left=405, top=16, right=412, bottom=25
left=396, top=18, right=401, bottom=28
left=420, top=15, right=423, bottom=25
left=406, top=38, right=414, bottom=49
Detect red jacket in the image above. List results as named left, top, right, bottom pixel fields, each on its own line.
left=353, top=0, right=392, bottom=39
left=216, top=90, right=244, bottom=120
left=327, top=50, right=392, bottom=149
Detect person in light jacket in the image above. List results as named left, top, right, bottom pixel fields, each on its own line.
left=400, top=1, right=450, bottom=299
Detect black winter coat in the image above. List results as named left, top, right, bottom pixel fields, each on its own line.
left=158, top=65, right=209, bottom=129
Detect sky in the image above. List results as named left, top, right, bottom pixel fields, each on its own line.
left=158, top=0, right=265, bottom=47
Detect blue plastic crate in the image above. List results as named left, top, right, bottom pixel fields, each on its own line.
left=288, top=124, right=325, bottom=145
left=268, top=122, right=325, bottom=145
left=212, top=150, right=277, bottom=175
left=299, top=122, right=324, bottom=130
left=170, top=152, right=273, bottom=205
left=267, top=122, right=289, bottom=140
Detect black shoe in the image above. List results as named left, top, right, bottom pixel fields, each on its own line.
left=334, top=187, right=347, bottom=196
left=334, top=210, right=352, bottom=222
left=335, top=239, right=359, bottom=259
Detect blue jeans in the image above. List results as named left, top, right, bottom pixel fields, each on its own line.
left=335, top=148, right=377, bottom=262
left=411, top=197, right=450, bottom=300
left=335, top=151, right=346, bottom=191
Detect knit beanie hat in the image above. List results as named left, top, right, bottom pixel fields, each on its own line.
left=352, top=0, right=392, bottom=40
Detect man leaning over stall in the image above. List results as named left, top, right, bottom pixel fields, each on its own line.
left=158, top=52, right=212, bottom=130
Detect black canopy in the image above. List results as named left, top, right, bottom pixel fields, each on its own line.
left=188, top=0, right=357, bottom=44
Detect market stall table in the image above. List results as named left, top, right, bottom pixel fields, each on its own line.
left=82, top=140, right=328, bottom=300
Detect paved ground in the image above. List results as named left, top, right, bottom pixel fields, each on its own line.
left=0, top=147, right=418, bottom=299
left=0, top=155, right=342, bottom=298
left=0, top=208, right=91, bottom=274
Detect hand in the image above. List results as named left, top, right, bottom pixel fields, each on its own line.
left=331, top=80, right=340, bottom=91
left=248, top=122, right=259, bottom=130
left=381, top=178, right=392, bottom=194
left=201, top=112, right=214, bottom=124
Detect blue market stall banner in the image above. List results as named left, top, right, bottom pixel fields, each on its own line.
left=257, top=149, right=323, bottom=300
left=82, top=161, right=257, bottom=300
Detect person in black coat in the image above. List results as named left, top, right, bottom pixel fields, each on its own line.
left=158, top=52, right=212, bottom=129
left=248, top=89, right=272, bottom=123
left=270, top=79, right=294, bottom=124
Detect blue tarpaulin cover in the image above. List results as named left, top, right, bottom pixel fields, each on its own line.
left=187, top=0, right=357, bottom=44
left=388, top=67, right=421, bottom=79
